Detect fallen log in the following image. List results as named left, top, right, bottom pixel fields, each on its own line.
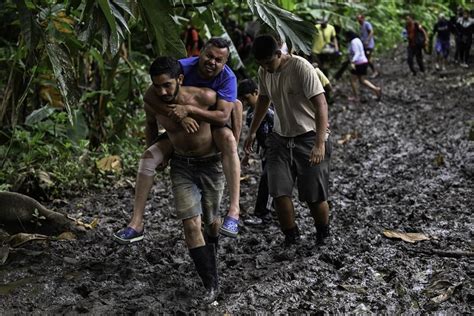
left=0, top=191, right=78, bottom=235
left=406, top=247, right=474, bottom=258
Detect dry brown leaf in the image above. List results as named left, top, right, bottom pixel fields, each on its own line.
left=96, top=155, right=122, bottom=172
left=67, top=215, right=99, bottom=230
left=38, top=170, right=54, bottom=187
left=337, top=132, right=360, bottom=145
left=39, top=86, right=64, bottom=107
left=240, top=175, right=251, bottom=181
left=52, top=11, right=75, bottom=34
left=337, top=134, right=352, bottom=145
left=8, top=233, right=49, bottom=248
left=383, top=230, right=430, bottom=243
left=434, top=154, right=445, bottom=166
left=57, top=232, right=76, bottom=240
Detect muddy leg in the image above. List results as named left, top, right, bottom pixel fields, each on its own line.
left=213, top=128, right=240, bottom=220
left=309, top=200, right=330, bottom=245
left=129, top=140, right=173, bottom=232
left=185, top=216, right=218, bottom=302
left=360, top=77, right=381, bottom=99
left=274, top=196, right=300, bottom=244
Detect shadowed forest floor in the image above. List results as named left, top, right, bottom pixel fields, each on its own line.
left=1, top=49, right=473, bottom=314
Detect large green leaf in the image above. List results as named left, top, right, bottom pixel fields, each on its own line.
left=25, top=105, right=56, bottom=126
left=45, top=42, right=80, bottom=124
left=138, top=0, right=186, bottom=58
left=248, top=0, right=315, bottom=55
left=66, top=108, right=89, bottom=144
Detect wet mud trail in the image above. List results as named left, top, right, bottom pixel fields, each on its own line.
left=1, top=51, right=473, bottom=313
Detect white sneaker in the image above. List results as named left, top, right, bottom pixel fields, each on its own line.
left=460, top=63, right=469, bottom=68
left=435, top=63, right=440, bottom=70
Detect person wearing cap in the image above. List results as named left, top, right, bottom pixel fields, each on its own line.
left=432, top=13, right=451, bottom=70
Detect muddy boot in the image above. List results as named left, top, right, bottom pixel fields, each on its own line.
left=283, top=225, right=301, bottom=246
left=315, top=224, right=330, bottom=246
left=204, top=232, right=219, bottom=256
left=189, top=245, right=219, bottom=303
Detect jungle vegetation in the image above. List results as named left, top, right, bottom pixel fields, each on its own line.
left=0, top=0, right=466, bottom=198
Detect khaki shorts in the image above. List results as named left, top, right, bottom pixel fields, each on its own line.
left=266, top=131, right=331, bottom=203
left=170, top=153, right=225, bottom=224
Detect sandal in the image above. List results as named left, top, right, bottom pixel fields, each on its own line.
left=219, top=216, right=239, bottom=238
left=113, top=227, right=144, bottom=244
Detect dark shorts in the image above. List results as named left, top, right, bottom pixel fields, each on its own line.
left=351, top=63, right=369, bottom=76
left=170, top=153, right=225, bottom=224
left=266, top=131, right=331, bottom=203
left=435, top=39, right=450, bottom=58
left=364, top=47, right=374, bottom=57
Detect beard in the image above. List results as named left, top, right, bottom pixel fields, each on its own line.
left=159, top=85, right=180, bottom=104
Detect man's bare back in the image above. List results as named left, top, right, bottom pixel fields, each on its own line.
left=144, top=85, right=217, bottom=157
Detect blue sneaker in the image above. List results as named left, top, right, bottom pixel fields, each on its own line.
left=219, top=216, right=239, bottom=238
left=113, top=227, right=144, bottom=244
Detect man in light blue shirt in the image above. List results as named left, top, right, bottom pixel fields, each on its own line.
left=357, top=14, right=379, bottom=78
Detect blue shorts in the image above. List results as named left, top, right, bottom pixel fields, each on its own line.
left=266, top=131, right=331, bottom=203
left=435, top=39, right=450, bottom=58
left=170, top=153, right=225, bottom=224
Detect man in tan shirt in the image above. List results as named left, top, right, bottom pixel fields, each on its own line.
left=244, top=34, right=331, bottom=246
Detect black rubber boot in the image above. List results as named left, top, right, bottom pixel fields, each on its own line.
left=282, top=225, right=301, bottom=246
left=189, top=244, right=219, bottom=303
left=204, top=232, right=219, bottom=256
left=315, top=224, right=330, bottom=245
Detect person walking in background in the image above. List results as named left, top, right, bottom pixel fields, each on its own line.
left=345, top=30, right=381, bottom=102
left=245, top=34, right=332, bottom=246
left=452, top=6, right=464, bottom=63
left=357, top=14, right=379, bottom=78
left=183, top=24, right=203, bottom=57
left=312, top=62, right=333, bottom=102
left=432, top=13, right=451, bottom=71
left=405, top=15, right=428, bottom=76
left=456, top=9, right=474, bottom=68
left=312, top=19, right=340, bottom=76
left=238, top=79, right=274, bottom=226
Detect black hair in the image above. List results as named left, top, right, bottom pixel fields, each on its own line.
left=344, top=30, right=358, bottom=42
left=252, top=34, right=279, bottom=60
left=204, top=37, right=231, bottom=53
left=238, top=79, right=258, bottom=97
left=149, top=56, right=183, bottom=79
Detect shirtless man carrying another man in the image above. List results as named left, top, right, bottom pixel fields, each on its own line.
left=145, top=56, right=223, bottom=302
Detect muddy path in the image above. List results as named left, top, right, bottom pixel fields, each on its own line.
left=1, top=50, right=473, bottom=314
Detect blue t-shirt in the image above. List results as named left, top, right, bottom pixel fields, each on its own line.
left=178, top=57, right=237, bottom=102
left=360, top=21, right=375, bottom=49
left=433, top=20, right=451, bottom=41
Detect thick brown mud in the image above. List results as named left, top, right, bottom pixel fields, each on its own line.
left=1, top=50, right=473, bottom=313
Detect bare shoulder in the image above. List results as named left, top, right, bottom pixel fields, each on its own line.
left=187, top=86, right=217, bottom=107
left=143, top=85, right=157, bottom=104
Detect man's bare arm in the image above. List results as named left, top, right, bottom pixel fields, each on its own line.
left=168, top=98, right=233, bottom=126
left=309, top=93, right=329, bottom=165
